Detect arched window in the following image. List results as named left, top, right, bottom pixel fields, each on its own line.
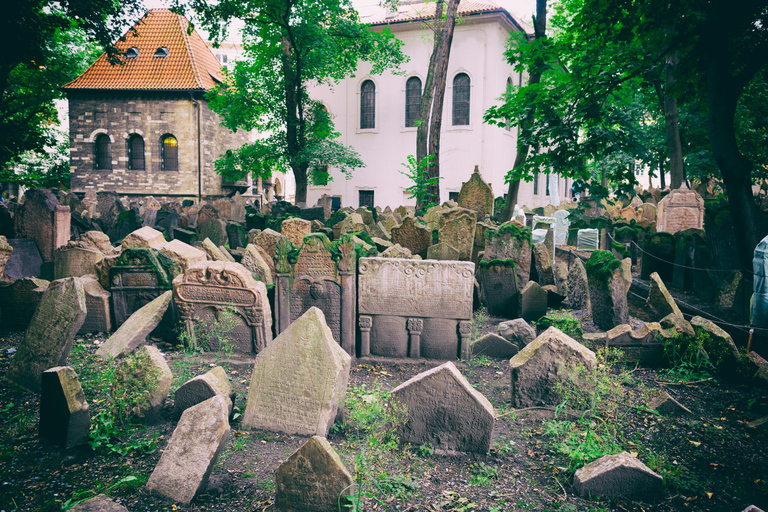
left=94, top=134, right=111, bottom=170
left=405, top=76, right=422, bottom=127
left=360, top=80, right=375, bottom=129
left=128, top=134, right=145, bottom=170
left=452, top=73, right=470, bottom=126
left=161, top=135, right=178, bottom=171
left=505, top=77, right=512, bottom=131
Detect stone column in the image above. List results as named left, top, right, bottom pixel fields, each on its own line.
left=459, top=321, right=472, bottom=360
left=274, top=274, right=291, bottom=335
left=359, top=316, right=372, bottom=357
left=407, top=318, right=423, bottom=358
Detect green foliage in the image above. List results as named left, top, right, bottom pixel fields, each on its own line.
left=486, top=222, right=532, bottom=244
left=62, top=474, right=146, bottom=511
left=327, top=209, right=348, bottom=228
left=467, top=462, right=499, bottom=486
left=400, top=154, right=441, bottom=214
left=584, top=250, right=622, bottom=282
left=190, top=0, right=407, bottom=202
left=660, top=331, right=716, bottom=382
left=535, top=310, right=583, bottom=339
left=477, top=258, right=517, bottom=269
left=177, top=307, right=240, bottom=363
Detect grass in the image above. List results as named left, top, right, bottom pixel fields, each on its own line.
left=468, top=462, right=499, bottom=486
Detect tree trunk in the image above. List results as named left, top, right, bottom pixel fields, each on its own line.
left=425, top=0, right=460, bottom=207
left=280, top=35, right=308, bottom=203
left=293, top=163, right=309, bottom=207
left=659, top=153, right=666, bottom=190
left=499, top=0, right=547, bottom=222
left=664, top=48, right=684, bottom=189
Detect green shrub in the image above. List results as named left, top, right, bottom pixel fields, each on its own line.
left=535, top=310, right=583, bottom=339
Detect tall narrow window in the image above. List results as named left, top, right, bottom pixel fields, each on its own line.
left=161, top=134, right=178, bottom=171
left=452, top=73, right=470, bottom=126
left=360, top=80, right=375, bottom=129
left=405, top=76, right=422, bottom=127
left=545, top=174, right=551, bottom=196
left=94, top=134, right=111, bottom=170
left=359, top=190, right=374, bottom=208
left=128, top=134, right=145, bottom=170
left=505, top=77, right=512, bottom=131
left=533, top=172, right=539, bottom=195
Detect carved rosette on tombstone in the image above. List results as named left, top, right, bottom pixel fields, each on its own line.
left=173, top=261, right=272, bottom=353
left=358, top=257, right=474, bottom=360
left=273, top=234, right=357, bottom=356
left=109, top=248, right=182, bottom=326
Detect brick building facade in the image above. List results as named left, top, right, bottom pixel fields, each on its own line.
left=63, top=10, right=250, bottom=202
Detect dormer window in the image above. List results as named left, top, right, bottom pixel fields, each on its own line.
left=125, top=47, right=139, bottom=58
left=154, top=47, right=169, bottom=58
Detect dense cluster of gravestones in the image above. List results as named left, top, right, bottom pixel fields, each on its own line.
left=2, top=170, right=767, bottom=510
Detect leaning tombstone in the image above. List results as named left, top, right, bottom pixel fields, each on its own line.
left=40, top=366, right=90, bottom=448
left=53, top=244, right=104, bottom=279
left=476, top=259, right=519, bottom=318
left=566, top=258, right=590, bottom=310
left=273, top=234, right=356, bottom=355
left=483, top=222, right=532, bottom=288
left=146, top=396, right=230, bottom=504
left=121, top=226, right=167, bottom=250
left=4, top=238, right=44, bottom=280
left=96, top=291, right=172, bottom=359
left=242, top=307, right=351, bottom=436
left=520, top=280, right=548, bottom=322
left=391, top=361, right=494, bottom=453
left=174, top=366, right=234, bottom=418
left=7, top=277, right=87, bottom=392
left=275, top=436, right=354, bottom=512
left=79, top=276, right=112, bottom=334
left=281, top=217, right=312, bottom=247
left=160, top=239, right=207, bottom=272
left=436, top=207, right=476, bottom=261
left=358, top=257, right=474, bottom=359
left=573, top=452, right=664, bottom=502
left=646, top=272, right=683, bottom=320
left=68, top=495, right=129, bottom=512
left=14, top=189, right=71, bottom=266
left=586, top=251, right=632, bottom=331
left=173, top=261, right=272, bottom=354
left=390, top=216, right=432, bottom=258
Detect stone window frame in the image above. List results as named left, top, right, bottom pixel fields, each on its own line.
left=160, top=133, right=179, bottom=172
left=126, top=131, right=146, bottom=171
left=359, top=79, right=376, bottom=131
left=359, top=189, right=375, bottom=208
left=88, top=129, right=113, bottom=171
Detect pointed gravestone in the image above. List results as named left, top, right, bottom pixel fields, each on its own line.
left=242, top=307, right=351, bottom=436
left=573, top=452, right=664, bottom=502
left=520, top=280, right=548, bottom=322
left=457, top=165, right=494, bottom=218
left=656, top=184, right=704, bottom=234
left=566, top=258, right=590, bottom=310
left=391, top=362, right=495, bottom=453
left=509, top=327, right=596, bottom=408
left=146, top=395, right=230, bottom=504
left=427, top=241, right=460, bottom=261
left=471, top=332, right=520, bottom=358
left=241, top=244, right=274, bottom=285
left=96, top=291, right=172, bottom=359
left=40, top=366, right=90, bottom=448
left=275, top=436, right=354, bottom=512
left=174, top=366, right=234, bottom=419
left=7, top=277, right=87, bottom=392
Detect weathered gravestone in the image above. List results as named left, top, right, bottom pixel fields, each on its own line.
left=174, top=366, right=234, bottom=418
left=121, top=226, right=166, bottom=250
left=109, top=248, right=181, bottom=326
left=275, top=436, right=354, bottom=512
left=437, top=207, right=476, bottom=261
left=586, top=251, right=632, bottom=331
left=0, top=277, right=48, bottom=329
left=79, top=275, right=112, bottom=333
left=40, top=366, right=90, bottom=448
left=54, top=244, right=104, bottom=279
left=7, top=278, right=87, bottom=392
left=646, top=272, right=683, bottom=320
left=14, top=189, right=70, bottom=263
left=282, top=217, right=312, bottom=247
left=483, top=222, right=532, bottom=287
left=390, top=216, right=432, bottom=258
left=274, top=234, right=356, bottom=356
left=358, top=257, right=474, bottom=360
left=0, top=236, right=12, bottom=278
left=4, top=238, right=43, bottom=280
left=146, top=395, right=230, bottom=504
left=113, top=345, right=172, bottom=422
left=532, top=241, right=555, bottom=286
left=472, top=332, right=520, bottom=358
left=457, top=165, right=494, bottom=217
left=520, top=280, right=548, bottom=322
left=68, top=495, right=129, bottom=512
left=573, top=452, right=664, bottom=502
left=476, top=260, right=519, bottom=318
left=241, top=244, right=274, bottom=285
left=173, top=261, right=272, bottom=354
left=509, top=327, right=597, bottom=408
left=160, top=239, right=207, bottom=272
left=753, top=233, right=768, bottom=328
left=97, top=291, right=172, bottom=359
left=243, top=307, right=351, bottom=436
left=391, top=361, right=495, bottom=453
left=255, top=228, right=285, bottom=260
left=656, top=184, right=704, bottom=234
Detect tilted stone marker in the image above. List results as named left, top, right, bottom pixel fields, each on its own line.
left=476, top=260, right=519, bottom=318
left=566, top=258, right=590, bottom=310
left=520, top=280, right=548, bottom=322
left=121, top=226, right=167, bottom=250
left=483, top=222, right=532, bottom=288
left=573, top=452, right=664, bottom=502
left=14, top=188, right=70, bottom=263
left=243, top=307, right=351, bottom=436
left=509, top=327, right=596, bottom=408
left=586, top=251, right=632, bottom=331
left=241, top=243, right=274, bottom=285
left=160, top=239, right=207, bottom=272
left=7, top=277, right=87, bottom=392
left=97, top=291, right=172, bottom=359
left=174, top=366, right=234, bottom=418
left=39, top=366, right=90, bottom=448
left=498, top=318, right=536, bottom=348
left=275, top=436, right=354, bottom=512
left=391, top=362, right=495, bottom=453
left=146, top=395, right=230, bottom=504
left=472, top=332, right=520, bottom=358
left=68, top=494, right=129, bottom=512
left=281, top=217, right=312, bottom=247
left=4, top=238, right=43, bottom=281
left=79, top=275, right=112, bottom=334
left=53, top=244, right=104, bottom=279
left=436, top=207, right=476, bottom=261
left=173, top=261, right=272, bottom=353
left=358, top=257, right=474, bottom=359
left=646, top=271, right=683, bottom=320
left=274, top=234, right=356, bottom=355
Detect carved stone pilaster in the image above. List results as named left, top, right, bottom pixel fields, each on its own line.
left=358, top=316, right=372, bottom=357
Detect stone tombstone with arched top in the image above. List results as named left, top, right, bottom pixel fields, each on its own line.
left=173, top=261, right=272, bottom=353
left=357, top=257, right=474, bottom=360
left=273, top=234, right=357, bottom=356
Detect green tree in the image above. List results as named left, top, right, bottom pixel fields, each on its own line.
left=190, top=0, right=407, bottom=204
left=0, top=0, right=144, bottom=172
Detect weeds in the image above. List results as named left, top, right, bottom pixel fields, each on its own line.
left=660, top=331, right=716, bottom=382
left=535, top=310, right=583, bottom=339
left=177, top=306, right=240, bottom=362
left=468, top=462, right=499, bottom=485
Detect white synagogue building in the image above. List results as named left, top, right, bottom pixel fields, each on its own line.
left=306, top=0, right=573, bottom=210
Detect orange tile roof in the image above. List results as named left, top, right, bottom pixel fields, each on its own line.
left=364, top=0, right=533, bottom=33
left=63, top=9, right=224, bottom=91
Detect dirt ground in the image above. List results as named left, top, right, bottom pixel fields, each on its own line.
left=1, top=303, right=767, bottom=512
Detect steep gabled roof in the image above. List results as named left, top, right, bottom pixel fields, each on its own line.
left=363, top=0, right=533, bottom=34
left=63, top=9, right=224, bottom=92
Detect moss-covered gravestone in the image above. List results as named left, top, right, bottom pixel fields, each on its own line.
left=483, top=222, right=532, bottom=288
left=586, top=250, right=632, bottom=331
left=436, top=207, right=476, bottom=261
